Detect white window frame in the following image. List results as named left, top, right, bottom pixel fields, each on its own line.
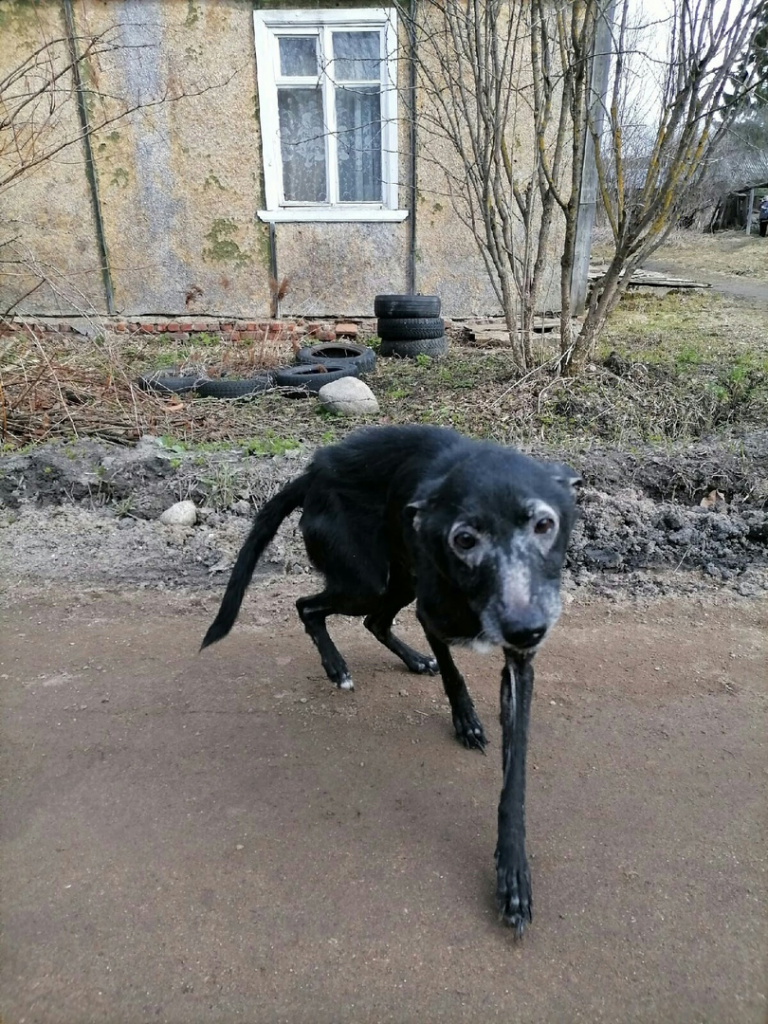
left=254, top=8, right=406, bottom=223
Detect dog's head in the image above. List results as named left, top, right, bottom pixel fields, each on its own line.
left=407, top=448, right=580, bottom=654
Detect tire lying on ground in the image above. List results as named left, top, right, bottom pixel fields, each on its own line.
left=196, top=374, right=274, bottom=399
left=377, top=316, right=445, bottom=340
left=273, top=363, right=360, bottom=394
left=137, top=372, right=206, bottom=394
left=296, top=343, right=376, bottom=374
left=379, top=335, right=449, bottom=359
left=374, top=293, right=441, bottom=318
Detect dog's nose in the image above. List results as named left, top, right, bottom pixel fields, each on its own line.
left=501, top=615, right=547, bottom=650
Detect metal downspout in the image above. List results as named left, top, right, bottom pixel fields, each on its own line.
left=62, top=0, right=116, bottom=314
left=406, top=0, right=417, bottom=294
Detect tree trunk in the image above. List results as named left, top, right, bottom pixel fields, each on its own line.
left=562, top=254, right=630, bottom=376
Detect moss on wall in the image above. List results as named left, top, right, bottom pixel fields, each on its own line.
left=185, top=1, right=202, bottom=28
left=254, top=222, right=272, bottom=273
left=202, top=219, right=253, bottom=268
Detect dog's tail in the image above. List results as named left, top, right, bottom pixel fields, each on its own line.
left=200, top=474, right=309, bottom=650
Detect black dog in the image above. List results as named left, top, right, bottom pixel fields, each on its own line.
left=202, top=425, right=579, bottom=934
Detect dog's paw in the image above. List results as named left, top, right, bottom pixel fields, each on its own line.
left=410, top=653, right=439, bottom=675
left=495, top=850, right=532, bottom=937
left=336, top=674, right=355, bottom=692
left=452, top=706, right=487, bottom=751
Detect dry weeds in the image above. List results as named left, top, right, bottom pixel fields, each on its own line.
left=1, top=288, right=766, bottom=454
left=0, top=326, right=298, bottom=448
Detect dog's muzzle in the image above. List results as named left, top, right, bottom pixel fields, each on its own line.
left=480, top=606, right=550, bottom=652
left=499, top=612, right=548, bottom=651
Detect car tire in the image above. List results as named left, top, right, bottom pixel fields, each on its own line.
left=273, top=363, right=360, bottom=394
left=137, top=372, right=206, bottom=394
left=377, top=317, right=445, bottom=340
left=379, top=336, right=449, bottom=359
left=196, top=374, right=274, bottom=399
left=296, top=343, right=376, bottom=374
left=374, top=294, right=441, bottom=318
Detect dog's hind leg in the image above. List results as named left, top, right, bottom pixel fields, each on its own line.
left=364, top=581, right=438, bottom=676
left=419, top=625, right=487, bottom=751
left=296, top=591, right=356, bottom=691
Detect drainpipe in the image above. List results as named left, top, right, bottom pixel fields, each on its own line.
left=406, top=0, right=417, bottom=294
left=268, top=220, right=280, bottom=317
left=62, top=0, right=116, bottom=314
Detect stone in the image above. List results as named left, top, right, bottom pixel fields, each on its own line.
left=159, top=500, right=197, bottom=526
left=318, top=377, right=379, bottom=416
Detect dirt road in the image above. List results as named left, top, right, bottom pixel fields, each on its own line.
left=1, top=580, right=766, bottom=1024
left=643, top=259, right=768, bottom=303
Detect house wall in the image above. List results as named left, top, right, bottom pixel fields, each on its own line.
left=73, top=0, right=272, bottom=317
left=0, top=0, right=562, bottom=319
left=0, top=2, right=106, bottom=314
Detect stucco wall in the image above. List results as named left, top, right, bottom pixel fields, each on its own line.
left=0, top=1, right=106, bottom=314
left=78, top=0, right=271, bottom=317
left=0, top=0, right=563, bottom=319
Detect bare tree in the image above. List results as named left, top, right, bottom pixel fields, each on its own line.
left=401, top=0, right=765, bottom=374
left=557, top=0, right=766, bottom=374
left=398, top=0, right=560, bottom=370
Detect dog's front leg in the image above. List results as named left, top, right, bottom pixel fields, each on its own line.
left=419, top=626, right=487, bottom=751
left=495, top=652, right=534, bottom=936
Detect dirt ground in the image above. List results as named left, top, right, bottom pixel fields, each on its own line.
left=650, top=229, right=768, bottom=287
left=0, top=579, right=766, bottom=1024
left=1, top=234, right=767, bottom=1023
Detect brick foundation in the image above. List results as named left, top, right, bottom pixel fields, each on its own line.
left=0, top=316, right=381, bottom=345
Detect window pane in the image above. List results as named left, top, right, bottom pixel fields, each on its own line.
left=332, top=32, right=380, bottom=80
left=279, top=37, right=318, bottom=77
left=278, top=89, right=327, bottom=202
left=336, top=86, right=382, bottom=202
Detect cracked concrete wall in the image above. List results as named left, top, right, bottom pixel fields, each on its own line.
left=0, top=0, right=561, bottom=319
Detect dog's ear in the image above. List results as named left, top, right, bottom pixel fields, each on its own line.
left=552, top=464, right=582, bottom=493
left=404, top=499, right=425, bottom=531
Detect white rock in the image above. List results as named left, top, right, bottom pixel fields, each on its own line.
left=318, top=377, right=379, bottom=416
left=159, top=500, right=197, bottom=526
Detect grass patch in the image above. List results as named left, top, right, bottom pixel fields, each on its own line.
left=243, top=431, right=301, bottom=457
left=1, top=289, right=766, bottom=454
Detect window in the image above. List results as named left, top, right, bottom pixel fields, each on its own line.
left=254, top=9, right=405, bottom=222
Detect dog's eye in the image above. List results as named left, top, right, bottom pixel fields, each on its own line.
left=534, top=516, right=555, bottom=536
left=452, top=530, right=478, bottom=551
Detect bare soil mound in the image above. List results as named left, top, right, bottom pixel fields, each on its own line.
left=1, top=435, right=766, bottom=598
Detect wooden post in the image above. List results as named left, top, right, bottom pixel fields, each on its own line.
left=746, top=187, right=755, bottom=235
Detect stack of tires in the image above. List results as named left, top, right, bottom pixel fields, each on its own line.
left=374, top=294, right=447, bottom=359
